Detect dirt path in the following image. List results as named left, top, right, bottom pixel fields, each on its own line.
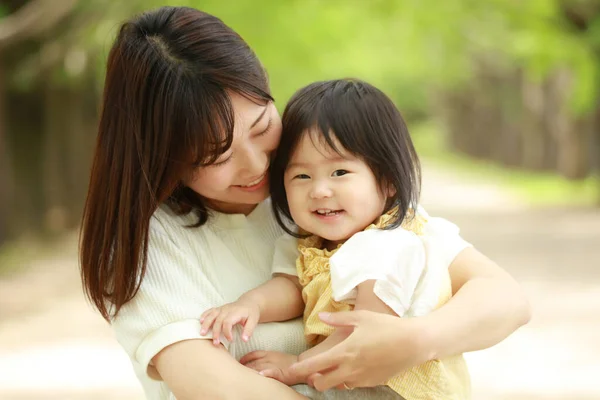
left=1, top=162, right=599, bottom=400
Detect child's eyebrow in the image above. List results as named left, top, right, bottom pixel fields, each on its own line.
left=287, top=156, right=350, bottom=170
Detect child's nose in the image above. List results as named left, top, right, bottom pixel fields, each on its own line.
left=310, top=181, right=333, bottom=199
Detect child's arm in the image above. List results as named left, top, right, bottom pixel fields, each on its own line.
left=200, top=274, right=303, bottom=344
left=240, top=274, right=304, bottom=323
left=298, top=280, right=395, bottom=362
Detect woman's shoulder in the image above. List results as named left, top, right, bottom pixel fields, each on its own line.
left=148, top=204, right=216, bottom=256
left=152, top=202, right=197, bottom=225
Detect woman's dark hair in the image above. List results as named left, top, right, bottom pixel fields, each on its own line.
left=271, top=78, right=421, bottom=236
left=80, top=6, right=272, bottom=320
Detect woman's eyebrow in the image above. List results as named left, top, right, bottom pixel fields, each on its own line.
left=250, top=106, right=268, bottom=129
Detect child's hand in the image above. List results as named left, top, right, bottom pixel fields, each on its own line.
left=200, top=300, right=260, bottom=345
left=240, top=350, right=303, bottom=386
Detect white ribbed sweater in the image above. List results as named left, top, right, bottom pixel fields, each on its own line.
left=111, top=199, right=308, bottom=400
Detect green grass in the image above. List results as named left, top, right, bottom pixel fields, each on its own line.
left=412, top=122, right=600, bottom=207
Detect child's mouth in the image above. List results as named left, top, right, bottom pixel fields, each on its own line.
left=313, top=209, right=343, bottom=217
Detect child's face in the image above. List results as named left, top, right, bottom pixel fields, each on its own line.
left=284, top=130, right=390, bottom=245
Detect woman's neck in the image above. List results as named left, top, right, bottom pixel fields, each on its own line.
left=206, top=199, right=258, bottom=216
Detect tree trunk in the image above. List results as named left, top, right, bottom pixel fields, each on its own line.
left=63, top=72, right=97, bottom=229
left=9, top=85, right=46, bottom=237
left=520, top=78, right=547, bottom=170
left=496, top=69, right=523, bottom=167
left=42, top=79, right=69, bottom=234
left=0, top=61, right=14, bottom=244
left=552, top=70, right=591, bottom=180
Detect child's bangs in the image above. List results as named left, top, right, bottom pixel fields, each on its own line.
left=311, top=98, right=364, bottom=160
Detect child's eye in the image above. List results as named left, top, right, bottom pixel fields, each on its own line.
left=332, top=170, right=348, bottom=177
left=294, top=174, right=310, bottom=180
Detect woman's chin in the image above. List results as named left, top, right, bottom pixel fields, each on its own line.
left=219, top=189, right=270, bottom=213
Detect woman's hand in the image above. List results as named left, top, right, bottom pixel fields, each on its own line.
left=241, top=350, right=304, bottom=386
left=200, top=300, right=261, bottom=345
left=289, top=311, right=430, bottom=391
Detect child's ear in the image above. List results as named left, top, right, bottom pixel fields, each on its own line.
left=385, top=181, right=396, bottom=198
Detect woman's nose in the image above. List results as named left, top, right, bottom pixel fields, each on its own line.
left=243, top=143, right=267, bottom=176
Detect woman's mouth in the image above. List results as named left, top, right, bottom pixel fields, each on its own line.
left=234, top=173, right=268, bottom=191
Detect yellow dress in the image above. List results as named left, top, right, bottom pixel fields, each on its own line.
left=296, top=209, right=471, bottom=400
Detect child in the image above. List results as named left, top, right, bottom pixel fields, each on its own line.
left=200, top=79, right=471, bottom=400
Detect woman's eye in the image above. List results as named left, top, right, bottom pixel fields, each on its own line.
left=211, top=156, right=232, bottom=167
left=294, top=174, right=310, bottom=180
left=256, top=118, right=273, bottom=137
left=332, top=169, right=348, bottom=177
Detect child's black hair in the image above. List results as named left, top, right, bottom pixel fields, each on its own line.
left=270, top=78, right=421, bottom=236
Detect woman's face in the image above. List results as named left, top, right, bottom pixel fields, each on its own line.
left=186, top=91, right=282, bottom=214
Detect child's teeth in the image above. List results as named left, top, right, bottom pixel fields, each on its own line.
left=317, top=209, right=338, bottom=215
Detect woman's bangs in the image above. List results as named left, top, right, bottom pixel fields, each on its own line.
left=184, top=85, right=235, bottom=167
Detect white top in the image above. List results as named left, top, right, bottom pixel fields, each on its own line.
left=110, top=199, right=308, bottom=400
left=272, top=207, right=472, bottom=318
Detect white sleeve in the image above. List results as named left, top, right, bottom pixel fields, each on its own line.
left=271, top=233, right=299, bottom=276
left=111, top=217, right=226, bottom=381
left=401, top=207, right=473, bottom=317
left=329, top=228, right=426, bottom=317
left=418, top=206, right=473, bottom=269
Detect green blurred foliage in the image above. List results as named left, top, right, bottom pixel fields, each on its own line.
left=80, top=0, right=596, bottom=117
left=7, top=0, right=600, bottom=117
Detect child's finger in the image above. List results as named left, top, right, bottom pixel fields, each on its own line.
left=239, top=350, right=267, bottom=365
left=200, top=310, right=219, bottom=335
left=212, top=313, right=227, bottom=346
left=242, top=312, right=259, bottom=342
left=260, top=368, right=283, bottom=382
left=223, top=315, right=240, bottom=342
left=199, top=308, right=214, bottom=323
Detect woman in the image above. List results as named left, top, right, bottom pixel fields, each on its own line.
left=80, top=6, right=530, bottom=400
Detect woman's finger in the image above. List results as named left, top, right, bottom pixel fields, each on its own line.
left=311, top=365, right=353, bottom=392
left=318, top=311, right=363, bottom=328
left=290, top=348, right=344, bottom=377
left=239, top=350, right=266, bottom=365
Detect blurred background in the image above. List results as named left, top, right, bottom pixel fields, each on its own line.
left=0, top=0, right=599, bottom=399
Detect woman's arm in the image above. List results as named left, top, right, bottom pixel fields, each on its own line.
left=289, top=247, right=531, bottom=391
left=423, top=246, right=531, bottom=358
left=154, top=338, right=307, bottom=400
